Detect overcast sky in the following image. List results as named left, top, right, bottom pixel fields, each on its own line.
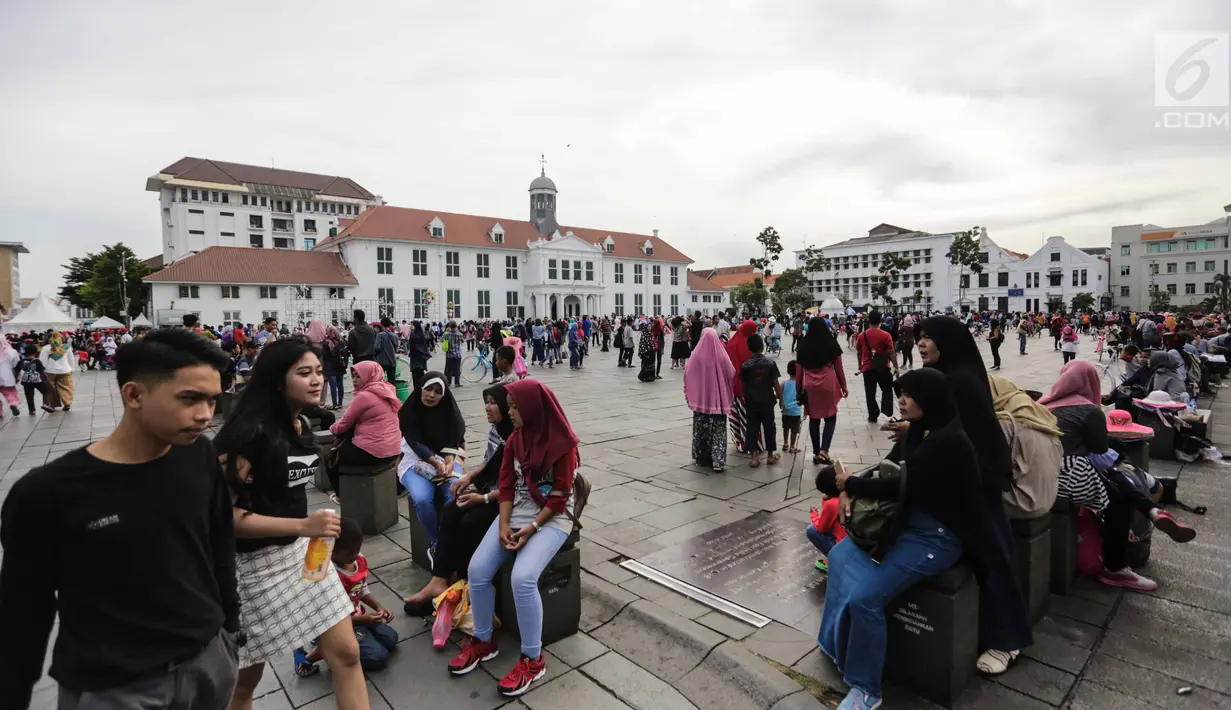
left=2, top=1, right=1229, bottom=297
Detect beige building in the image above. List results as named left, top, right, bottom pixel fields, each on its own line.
left=0, top=242, right=29, bottom=315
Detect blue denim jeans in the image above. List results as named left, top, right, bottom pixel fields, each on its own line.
left=806, top=526, right=837, bottom=556
left=569, top=343, right=580, bottom=368
left=398, top=445, right=458, bottom=548
left=355, top=621, right=398, bottom=670
left=468, top=519, right=568, bottom=658
left=818, top=511, right=963, bottom=697
left=325, top=374, right=344, bottom=407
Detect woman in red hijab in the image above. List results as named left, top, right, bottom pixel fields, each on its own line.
left=447, top=379, right=580, bottom=697
left=725, top=320, right=762, bottom=451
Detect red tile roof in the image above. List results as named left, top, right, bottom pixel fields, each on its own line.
left=157, top=157, right=375, bottom=199
left=700, top=264, right=777, bottom=288
left=319, top=205, right=692, bottom=263
left=143, top=247, right=359, bottom=286
left=686, top=271, right=727, bottom=292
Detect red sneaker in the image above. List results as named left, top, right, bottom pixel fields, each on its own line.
left=447, top=637, right=498, bottom=676
left=1150, top=509, right=1197, bottom=543
left=1098, top=567, right=1159, bottom=592
left=497, top=654, right=546, bottom=697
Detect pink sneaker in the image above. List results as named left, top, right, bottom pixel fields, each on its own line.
left=1149, top=509, right=1196, bottom=543
left=1098, top=567, right=1158, bottom=592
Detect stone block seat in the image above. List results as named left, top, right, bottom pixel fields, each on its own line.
left=884, top=564, right=979, bottom=708
left=1049, top=499, right=1078, bottom=595
left=495, top=538, right=582, bottom=648
left=1009, top=513, right=1051, bottom=623
left=338, top=458, right=399, bottom=535
left=312, top=430, right=336, bottom=492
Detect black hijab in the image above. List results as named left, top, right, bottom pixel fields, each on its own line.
left=918, top=316, right=1010, bottom=496
left=399, top=370, right=466, bottom=453
left=796, top=317, right=842, bottom=370
left=408, top=322, right=431, bottom=360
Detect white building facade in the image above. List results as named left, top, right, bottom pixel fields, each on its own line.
left=145, top=158, right=382, bottom=264
left=1110, top=208, right=1231, bottom=311
left=1006, top=236, right=1107, bottom=313
left=685, top=271, right=730, bottom=316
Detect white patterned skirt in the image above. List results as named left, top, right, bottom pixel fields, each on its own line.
left=235, top=537, right=354, bottom=667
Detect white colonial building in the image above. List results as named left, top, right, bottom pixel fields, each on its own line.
left=311, top=168, right=695, bottom=323
left=1006, top=236, right=1107, bottom=313
left=685, top=271, right=731, bottom=316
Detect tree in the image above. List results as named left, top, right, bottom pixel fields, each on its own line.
left=945, top=226, right=984, bottom=308
left=1148, top=286, right=1172, bottom=313
left=870, top=251, right=914, bottom=311
left=770, top=268, right=811, bottom=313
left=799, top=245, right=831, bottom=274
left=63, top=244, right=153, bottom=321
left=730, top=281, right=769, bottom=316
left=1210, top=273, right=1231, bottom=312
left=1070, top=292, right=1096, bottom=313
left=749, top=226, right=783, bottom=281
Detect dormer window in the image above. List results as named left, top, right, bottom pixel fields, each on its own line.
left=429, top=216, right=445, bottom=238
left=641, top=240, right=654, bottom=256
left=491, top=223, right=505, bottom=244
left=603, top=235, right=616, bottom=253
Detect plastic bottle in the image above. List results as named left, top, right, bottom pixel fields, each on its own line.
left=302, top=508, right=338, bottom=582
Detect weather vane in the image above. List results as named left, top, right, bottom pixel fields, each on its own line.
left=539, top=154, right=547, bottom=176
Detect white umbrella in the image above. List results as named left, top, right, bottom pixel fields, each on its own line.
left=89, top=315, right=125, bottom=330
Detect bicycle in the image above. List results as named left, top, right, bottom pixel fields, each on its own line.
left=1096, top=356, right=1123, bottom=393
left=461, top=343, right=491, bottom=383
left=767, top=335, right=783, bottom=357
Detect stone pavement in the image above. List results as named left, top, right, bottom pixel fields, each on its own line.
left=2, top=330, right=1229, bottom=709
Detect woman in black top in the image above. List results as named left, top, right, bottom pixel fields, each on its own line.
left=912, top=316, right=1033, bottom=675
left=403, top=384, right=512, bottom=614
left=817, top=369, right=979, bottom=709
left=214, top=339, right=370, bottom=710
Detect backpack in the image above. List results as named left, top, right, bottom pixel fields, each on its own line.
left=841, top=460, right=907, bottom=562
left=860, top=332, right=891, bottom=370
left=18, top=361, right=41, bottom=385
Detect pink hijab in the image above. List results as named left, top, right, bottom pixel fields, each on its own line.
left=352, top=360, right=400, bottom=412
left=1038, top=359, right=1101, bottom=410
left=305, top=319, right=327, bottom=345
left=685, top=328, right=736, bottom=415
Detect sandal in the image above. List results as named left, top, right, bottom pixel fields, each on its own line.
left=768, top=454, right=781, bottom=465
left=293, top=647, right=320, bottom=677
left=976, top=649, right=1019, bottom=675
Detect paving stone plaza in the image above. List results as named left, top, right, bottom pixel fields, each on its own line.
left=3, top=332, right=1229, bottom=710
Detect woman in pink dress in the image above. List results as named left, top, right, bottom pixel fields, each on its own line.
left=794, top=317, right=848, bottom=465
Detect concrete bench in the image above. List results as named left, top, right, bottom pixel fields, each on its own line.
left=885, top=565, right=979, bottom=708
left=495, top=528, right=581, bottom=648
left=338, top=459, right=399, bottom=535
left=1049, top=500, right=1078, bottom=595
left=404, top=495, right=434, bottom=570
left=1010, top=514, right=1051, bottom=623
left=312, top=431, right=336, bottom=492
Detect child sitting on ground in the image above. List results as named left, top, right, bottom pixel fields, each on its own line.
left=781, top=360, right=803, bottom=453
left=807, top=464, right=848, bottom=572
left=294, top=518, right=398, bottom=675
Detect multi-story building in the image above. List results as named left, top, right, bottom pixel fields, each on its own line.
left=145, top=158, right=383, bottom=264
left=795, top=223, right=959, bottom=313
left=309, top=168, right=694, bottom=323
left=685, top=271, right=731, bottom=316
left=1007, top=236, right=1107, bottom=313
left=0, top=241, right=29, bottom=314
left=1110, top=206, right=1231, bottom=311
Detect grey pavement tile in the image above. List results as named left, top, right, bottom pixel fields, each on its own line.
left=360, top=534, right=412, bottom=569
left=621, top=480, right=696, bottom=507
left=268, top=649, right=334, bottom=708
left=695, top=610, right=759, bottom=640
left=633, top=498, right=735, bottom=531
left=705, top=508, right=756, bottom=526
left=580, top=573, right=641, bottom=632
left=1047, top=593, right=1114, bottom=627
left=673, top=474, right=765, bottom=501
left=579, top=651, right=698, bottom=710
left=618, top=576, right=675, bottom=601
left=1099, top=629, right=1231, bottom=695
left=1066, top=680, right=1157, bottom=710
left=252, top=691, right=295, bottom=710
left=547, top=631, right=609, bottom=668
left=591, top=599, right=724, bottom=683
left=588, top=560, right=639, bottom=585
left=791, top=648, right=848, bottom=695
left=647, top=590, right=711, bottom=620
left=581, top=469, right=633, bottom=491
left=585, top=497, right=663, bottom=525
left=743, top=621, right=818, bottom=668
left=481, top=644, right=566, bottom=686
left=768, top=691, right=828, bottom=710
left=1114, top=592, right=1231, bottom=639
left=370, top=559, right=433, bottom=597
left=1020, top=623, right=1092, bottom=675
left=298, top=681, right=394, bottom=710
left=676, top=640, right=802, bottom=710
left=368, top=637, right=507, bottom=710
left=1108, top=602, right=1231, bottom=661
left=522, top=669, right=632, bottom=710
left=989, top=656, right=1075, bottom=706
left=577, top=538, right=621, bottom=569
left=1084, top=655, right=1231, bottom=709
left=585, top=520, right=663, bottom=546
left=729, top=479, right=812, bottom=512
left=651, top=467, right=711, bottom=486
left=949, top=678, right=1054, bottom=710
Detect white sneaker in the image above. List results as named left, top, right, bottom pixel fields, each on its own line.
left=1098, top=567, right=1158, bottom=592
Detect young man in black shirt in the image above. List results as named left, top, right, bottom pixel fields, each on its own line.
left=0, top=328, right=240, bottom=710
left=346, top=309, right=378, bottom=364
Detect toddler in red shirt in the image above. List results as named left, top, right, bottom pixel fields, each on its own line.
left=807, top=464, right=848, bottom=572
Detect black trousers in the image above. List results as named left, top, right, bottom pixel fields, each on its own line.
left=22, top=383, right=43, bottom=412
left=744, top=406, right=777, bottom=454
left=655, top=348, right=664, bottom=376
left=326, top=441, right=398, bottom=493
left=862, top=367, right=895, bottom=419
left=433, top=499, right=500, bottom=579
left=1101, top=469, right=1158, bottom=570
left=601, top=333, right=610, bottom=351
left=990, top=339, right=1002, bottom=369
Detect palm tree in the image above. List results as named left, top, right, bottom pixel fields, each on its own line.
left=1213, top=273, right=1231, bottom=312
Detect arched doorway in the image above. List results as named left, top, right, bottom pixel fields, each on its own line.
left=564, top=295, right=582, bottom=319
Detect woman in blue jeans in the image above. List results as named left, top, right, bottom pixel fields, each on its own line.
left=447, top=379, right=578, bottom=698
left=398, top=371, right=466, bottom=556
left=817, top=368, right=991, bottom=710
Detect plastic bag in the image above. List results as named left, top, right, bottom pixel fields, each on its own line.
left=430, top=581, right=499, bottom=648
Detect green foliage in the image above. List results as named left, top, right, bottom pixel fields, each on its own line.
left=771, top=268, right=812, bottom=313
left=1209, top=273, right=1231, bottom=312
left=1070, top=292, right=1096, bottom=312
left=731, top=280, right=769, bottom=316
left=749, top=226, right=783, bottom=279
left=870, top=251, right=914, bottom=309
left=799, top=245, right=830, bottom=273
left=60, top=243, right=153, bottom=320
left=1148, top=286, right=1172, bottom=313
left=946, top=227, right=984, bottom=305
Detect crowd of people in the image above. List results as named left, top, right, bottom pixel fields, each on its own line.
left=0, top=302, right=1215, bottom=710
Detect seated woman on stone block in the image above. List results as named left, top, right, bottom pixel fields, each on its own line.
left=402, top=384, right=512, bottom=615
left=1039, top=360, right=1196, bottom=593
left=325, top=360, right=402, bottom=504
left=447, top=379, right=579, bottom=698
left=987, top=375, right=1062, bottom=519
left=817, top=369, right=988, bottom=710
left=398, top=372, right=467, bottom=560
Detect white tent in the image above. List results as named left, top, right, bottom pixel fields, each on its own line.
left=90, top=315, right=125, bottom=330
left=819, top=297, right=846, bottom=314
left=130, top=313, right=153, bottom=328
left=3, top=293, right=77, bottom=332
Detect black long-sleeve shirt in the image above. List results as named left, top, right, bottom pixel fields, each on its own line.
left=0, top=437, right=238, bottom=708
left=347, top=323, right=378, bottom=363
